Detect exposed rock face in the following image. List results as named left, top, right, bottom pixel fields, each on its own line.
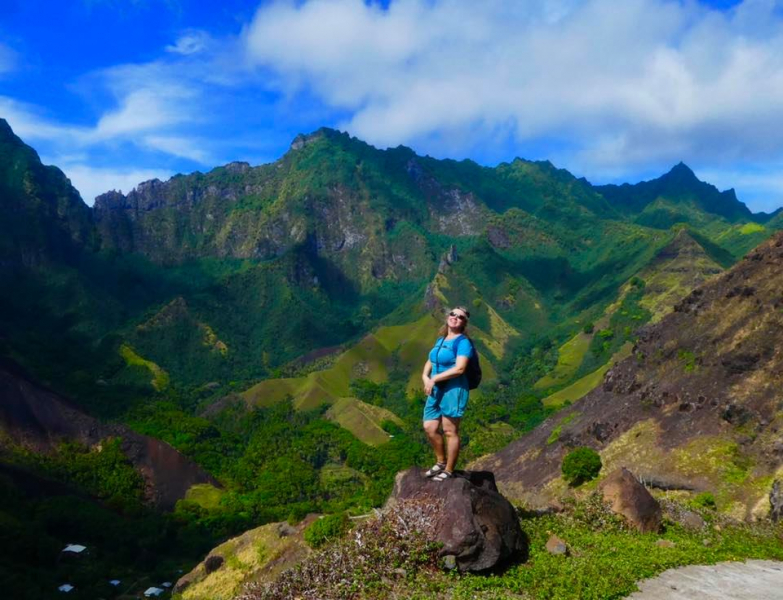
left=0, top=360, right=216, bottom=509
left=387, top=468, right=526, bottom=572
left=473, top=232, right=783, bottom=520
left=92, top=129, right=436, bottom=289
left=599, top=468, right=662, bottom=533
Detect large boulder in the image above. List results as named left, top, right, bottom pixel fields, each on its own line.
left=599, top=468, right=662, bottom=533
left=387, top=468, right=526, bottom=572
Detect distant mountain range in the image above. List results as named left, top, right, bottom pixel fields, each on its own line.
left=1, top=116, right=781, bottom=410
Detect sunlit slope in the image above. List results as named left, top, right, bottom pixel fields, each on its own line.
left=324, top=397, right=404, bottom=446
left=240, top=313, right=500, bottom=411
left=532, top=229, right=726, bottom=407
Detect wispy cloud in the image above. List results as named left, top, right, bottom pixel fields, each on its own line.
left=92, top=87, right=196, bottom=139
left=165, top=29, right=212, bottom=55
left=0, top=96, right=87, bottom=142
left=56, top=161, right=174, bottom=205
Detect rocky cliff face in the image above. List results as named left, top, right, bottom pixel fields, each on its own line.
left=0, top=119, right=96, bottom=267
left=0, top=360, right=216, bottom=509
left=93, top=130, right=438, bottom=291
left=475, top=231, right=783, bottom=520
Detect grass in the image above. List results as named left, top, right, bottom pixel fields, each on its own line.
left=181, top=521, right=312, bottom=600
left=534, top=331, right=593, bottom=390
left=739, top=222, right=766, bottom=235
left=324, top=397, right=403, bottom=446
left=185, top=483, right=225, bottom=510
left=237, top=493, right=783, bottom=600
left=542, top=344, right=631, bottom=408
left=242, top=313, right=502, bottom=412
left=452, top=506, right=783, bottom=600
left=118, top=343, right=170, bottom=391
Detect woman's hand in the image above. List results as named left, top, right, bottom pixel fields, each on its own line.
left=423, top=376, right=434, bottom=397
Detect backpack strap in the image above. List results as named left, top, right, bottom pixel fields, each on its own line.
left=434, top=336, right=445, bottom=370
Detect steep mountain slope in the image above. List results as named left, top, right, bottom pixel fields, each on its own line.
left=5, top=119, right=780, bottom=400
left=0, top=119, right=95, bottom=266
left=0, top=359, right=216, bottom=508
left=475, top=232, right=783, bottom=520
left=594, top=163, right=752, bottom=224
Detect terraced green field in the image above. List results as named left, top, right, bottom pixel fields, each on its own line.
left=325, top=398, right=404, bottom=446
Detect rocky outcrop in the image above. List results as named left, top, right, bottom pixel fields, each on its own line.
left=0, top=360, right=216, bottom=509
left=599, top=468, right=662, bottom=533
left=386, top=468, right=526, bottom=572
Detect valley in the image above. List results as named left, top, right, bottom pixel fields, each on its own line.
left=1, top=118, right=782, bottom=599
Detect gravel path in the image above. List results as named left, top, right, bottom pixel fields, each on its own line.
left=626, top=560, right=783, bottom=599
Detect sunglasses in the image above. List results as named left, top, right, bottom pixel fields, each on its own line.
left=449, top=311, right=467, bottom=322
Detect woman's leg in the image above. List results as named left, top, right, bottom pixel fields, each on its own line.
left=423, top=418, right=445, bottom=465
left=441, top=416, right=461, bottom=473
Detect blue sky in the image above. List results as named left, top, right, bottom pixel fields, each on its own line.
left=2, top=0, right=783, bottom=213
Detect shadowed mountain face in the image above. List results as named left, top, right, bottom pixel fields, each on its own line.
left=0, top=360, right=217, bottom=509
left=474, top=231, right=783, bottom=520
left=0, top=119, right=95, bottom=267
left=593, top=163, right=753, bottom=224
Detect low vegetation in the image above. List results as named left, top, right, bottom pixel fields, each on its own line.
left=562, top=447, right=602, bottom=486
left=241, top=493, right=783, bottom=600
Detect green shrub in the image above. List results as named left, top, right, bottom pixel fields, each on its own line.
left=582, top=322, right=595, bottom=334
left=562, top=447, right=602, bottom=486
left=304, top=513, right=350, bottom=548
left=690, top=492, right=717, bottom=510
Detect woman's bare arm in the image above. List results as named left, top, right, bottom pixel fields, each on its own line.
left=422, top=359, right=432, bottom=380
left=430, top=355, right=469, bottom=384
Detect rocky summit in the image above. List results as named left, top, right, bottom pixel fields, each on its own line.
left=475, top=231, right=783, bottom=520
left=386, top=468, right=526, bottom=572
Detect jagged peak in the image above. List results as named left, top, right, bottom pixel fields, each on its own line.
left=289, top=127, right=346, bottom=151
left=667, top=161, right=696, bottom=176
left=0, top=118, right=14, bottom=137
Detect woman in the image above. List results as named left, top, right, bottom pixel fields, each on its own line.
left=421, top=306, right=474, bottom=481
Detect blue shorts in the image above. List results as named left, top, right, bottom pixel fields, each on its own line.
left=423, top=377, right=469, bottom=421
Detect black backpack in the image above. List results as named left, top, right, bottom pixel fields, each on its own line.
left=464, top=337, right=482, bottom=390
left=436, top=335, right=482, bottom=390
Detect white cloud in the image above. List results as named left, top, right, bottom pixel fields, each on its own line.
left=93, top=87, right=195, bottom=139
left=0, top=96, right=88, bottom=143
left=165, top=30, right=212, bottom=55
left=243, top=0, right=783, bottom=175
left=142, top=134, right=211, bottom=163
left=56, top=161, right=173, bottom=206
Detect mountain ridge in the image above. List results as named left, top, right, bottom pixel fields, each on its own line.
left=474, top=230, right=783, bottom=520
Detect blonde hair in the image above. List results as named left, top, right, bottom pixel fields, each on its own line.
left=438, top=306, right=470, bottom=337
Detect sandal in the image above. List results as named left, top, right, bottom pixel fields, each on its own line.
left=424, top=463, right=446, bottom=478
left=432, top=470, right=454, bottom=482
